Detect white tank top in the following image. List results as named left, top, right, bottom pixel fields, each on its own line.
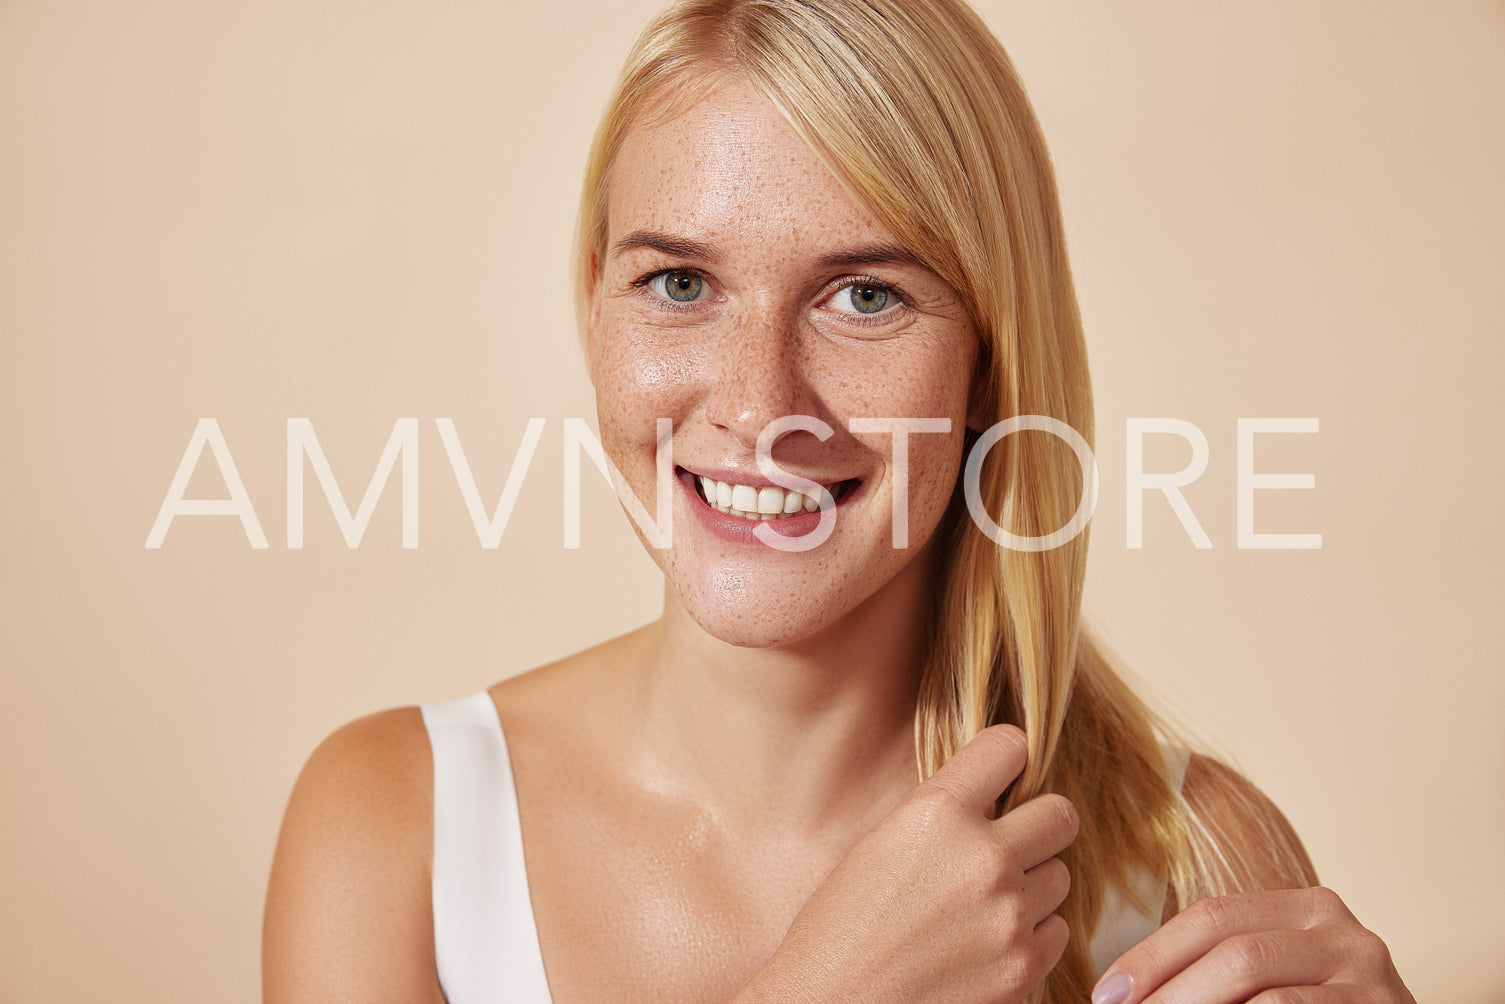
left=421, top=692, right=1186, bottom=1002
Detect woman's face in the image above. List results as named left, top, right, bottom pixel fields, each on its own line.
left=588, top=75, right=981, bottom=648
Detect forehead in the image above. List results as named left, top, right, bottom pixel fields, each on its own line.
left=607, top=75, right=898, bottom=256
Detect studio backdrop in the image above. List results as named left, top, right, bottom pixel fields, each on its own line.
left=2, top=1, right=1502, bottom=1001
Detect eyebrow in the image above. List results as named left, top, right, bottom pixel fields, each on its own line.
left=611, top=230, right=722, bottom=263
left=812, top=242, right=928, bottom=271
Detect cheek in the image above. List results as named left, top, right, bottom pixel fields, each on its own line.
left=869, top=428, right=967, bottom=533
left=837, top=344, right=977, bottom=427
left=912, top=437, right=968, bottom=531
left=839, top=345, right=975, bottom=522
left=593, top=328, right=703, bottom=448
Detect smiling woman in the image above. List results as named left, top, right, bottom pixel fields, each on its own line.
left=261, top=2, right=1418, bottom=1003
left=588, top=74, right=979, bottom=648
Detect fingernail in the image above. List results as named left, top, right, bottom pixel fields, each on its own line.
left=1091, top=970, right=1132, bottom=1004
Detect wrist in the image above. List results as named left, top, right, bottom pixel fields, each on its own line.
left=730, top=940, right=843, bottom=1004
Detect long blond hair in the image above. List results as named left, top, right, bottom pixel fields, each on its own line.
left=575, top=1, right=1301, bottom=999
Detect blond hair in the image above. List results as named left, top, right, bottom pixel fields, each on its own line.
left=575, top=1, right=1307, bottom=998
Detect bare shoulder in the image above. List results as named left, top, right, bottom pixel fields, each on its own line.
left=263, top=707, right=444, bottom=1004
left=274, top=707, right=434, bottom=840
left=1163, top=753, right=1321, bottom=920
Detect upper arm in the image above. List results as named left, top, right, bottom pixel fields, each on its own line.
left=262, top=707, right=445, bottom=1004
left=1163, top=753, right=1320, bottom=920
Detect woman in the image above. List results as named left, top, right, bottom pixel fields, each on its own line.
left=264, top=1, right=1416, bottom=1001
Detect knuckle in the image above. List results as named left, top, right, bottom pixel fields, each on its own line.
left=983, top=839, right=1019, bottom=881
left=998, top=949, right=1033, bottom=991
left=907, top=783, right=966, bottom=828
left=1219, top=932, right=1280, bottom=983
left=1043, top=793, right=1079, bottom=835
left=1041, top=915, right=1071, bottom=964
left=985, top=897, right=1025, bottom=943
left=1345, top=924, right=1393, bottom=970
left=957, top=842, right=1005, bottom=891
left=981, top=722, right=1028, bottom=748
left=1037, top=856, right=1071, bottom=903
left=1132, top=937, right=1174, bottom=982
left=974, top=723, right=1029, bottom=762
left=1018, top=914, right=1068, bottom=984
left=1187, top=894, right=1241, bottom=936
left=1013, top=948, right=1047, bottom=987
left=1053, top=794, right=1077, bottom=836
left=1308, top=885, right=1353, bottom=921
left=938, top=832, right=1011, bottom=892
left=1046, top=855, right=1071, bottom=890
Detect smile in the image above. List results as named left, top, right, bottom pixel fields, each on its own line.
left=688, top=473, right=857, bottom=520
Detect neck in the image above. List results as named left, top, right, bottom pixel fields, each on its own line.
left=620, top=556, right=932, bottom=840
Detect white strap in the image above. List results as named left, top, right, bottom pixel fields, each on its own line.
left=422, top=693, right=553, bottom=1003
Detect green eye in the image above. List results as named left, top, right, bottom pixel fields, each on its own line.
left=657, top=271, right=704, bottom=302
left=847, top=284, right=889, bottom=314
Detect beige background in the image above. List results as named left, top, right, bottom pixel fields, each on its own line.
left=3, top=1, right=1502, bottom=1001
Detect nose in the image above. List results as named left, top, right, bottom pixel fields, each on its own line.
left=702, top=310, right=819, bottom=450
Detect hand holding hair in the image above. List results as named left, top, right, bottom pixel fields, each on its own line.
left=734, top=724, right=1079, bottom=1004
left=1092, top=887, right=1416, bottom=1004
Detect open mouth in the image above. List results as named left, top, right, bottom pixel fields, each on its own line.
left=684, top=469, right=859, bottom=521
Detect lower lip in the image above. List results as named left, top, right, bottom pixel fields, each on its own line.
left=679, top=469, right=854, bottom=546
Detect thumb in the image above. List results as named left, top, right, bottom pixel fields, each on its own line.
left=921, top=724, right=1029, bottom=816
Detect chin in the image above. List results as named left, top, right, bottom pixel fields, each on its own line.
left=686, top=613, right=826, bottom=650
left=670, top=567, right=855, bottom=650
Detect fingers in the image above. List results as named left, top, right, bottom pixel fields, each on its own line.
left=1021, top=855, right=1071, bottom=928
left=1135, top=928, right=1339, bottom=1004
left=1031, top=911, right=1072, bottom=972
left=995, top=791, right=1079, bottom=871
left=1094, top=889, right=1357, bottom=1004
left=922, top=724, right=1029, bottom=815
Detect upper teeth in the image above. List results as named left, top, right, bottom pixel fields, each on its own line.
left=697, top=476, right=830, bottom=520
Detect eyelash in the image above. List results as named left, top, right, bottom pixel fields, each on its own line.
left=629, top=268, right=911, bottom=322
left=627, top=269, right=708, bottom=314
left=827, top=275, right=909, bottom=323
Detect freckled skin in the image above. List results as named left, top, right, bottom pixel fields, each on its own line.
left=590, top=75, right=980, bottom=648
left=482, top=75, right=986, bottom=1003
